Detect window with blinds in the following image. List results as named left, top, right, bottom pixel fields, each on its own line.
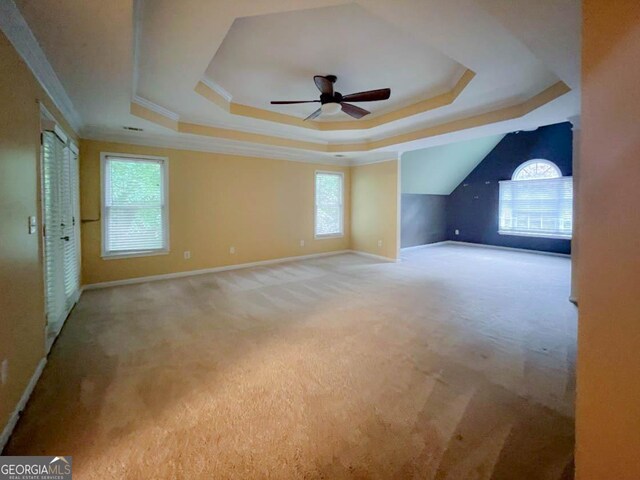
left=315, top=171, right=344, bottom=237
left=102, top=154, right=169, bottom=257
left=498, top=163, right=573, bottom=239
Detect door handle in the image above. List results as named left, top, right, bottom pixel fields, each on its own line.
left=60, top=236, right=70, bottom=241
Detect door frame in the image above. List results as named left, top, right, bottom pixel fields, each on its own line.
left=39, top=103, right=81, bottom=353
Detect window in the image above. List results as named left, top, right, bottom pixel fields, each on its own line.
left=512, top=159, right=562, bottom=181
left=101, top=154, right=169, bottom=258
left=315, top=171, right=344, bottom=237
left=499, top=160, right=573, bottom=239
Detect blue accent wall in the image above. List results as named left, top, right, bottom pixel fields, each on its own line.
left=446, top=122, right=573, bottom=254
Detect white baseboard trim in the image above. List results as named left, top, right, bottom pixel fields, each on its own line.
left=400, top=241, right=449, bottom=251
left=445, top=241, right=570, bottom=258
left=83, top=250, right=354, bottom=290
left=1, top=357, right=47, bottom=453
left=349, top=250, right=398, bottom=262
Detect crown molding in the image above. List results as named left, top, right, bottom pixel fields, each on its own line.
left=0, top=0, right=82, bottom=132
left=130, top=81, right=571, bottom=155
left=201, top=77, right=233, bottom=103
left=132, top=95, right=180, bottom=121
left=80, top=126, right=350, bottom=165
left=195, top=68, right=476, bottom=132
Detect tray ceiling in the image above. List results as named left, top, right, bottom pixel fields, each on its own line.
left=9, top=0, right=580, bottom=164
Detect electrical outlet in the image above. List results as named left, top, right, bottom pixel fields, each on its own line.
left=300, top=240, right=305, bottom=247
left=230, top=246, right=235, bottom=254
left=183, top=251, right=191, bottom=260
left=1, top=359, right=8, bottom=385
left=455, top=229, right=460, bottom=235
left=377, top=240, right=383, bottom=248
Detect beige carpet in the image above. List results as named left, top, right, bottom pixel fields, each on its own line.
left=6, top=244, right=576, bottom=479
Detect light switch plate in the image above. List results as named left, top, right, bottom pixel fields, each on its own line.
left=28, top=216, right=37, bottom=235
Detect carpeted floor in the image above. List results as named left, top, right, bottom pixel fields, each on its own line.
left=6, top=244, right=577, bottom=479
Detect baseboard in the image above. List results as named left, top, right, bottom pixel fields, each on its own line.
left=83, top=250, right=353, bottom=290
left=349, top=250, right=398, bottom=262
left=445, top=241, right=570, bottom=258
left=0, top=358, right=47, bottom=453
left=400, top=241, right=449, bottom=251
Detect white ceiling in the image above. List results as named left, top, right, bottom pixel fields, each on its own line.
left=8, top=0, right=581, bottom=164
left=206, top=4, right=464, bottom=120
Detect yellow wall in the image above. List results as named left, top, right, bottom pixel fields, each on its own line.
left=80, top=140, right=351, bottom=285
left=350, top=160, right=399, bottom=260
left=577, top=2, right=640, bottom=479
left=0, top=32, right=76, bottom=438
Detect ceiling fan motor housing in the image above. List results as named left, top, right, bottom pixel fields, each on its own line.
left=320, top=92, right=343, bottom=104
left=270, top=74, right=390, bottom=120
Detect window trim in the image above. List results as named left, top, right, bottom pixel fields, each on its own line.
left=314, top=170, right=344, bottom=239
left=100, top=152, right=170, bottom=259
left=498, top=163, right=573, bottom=240
left=512, top=159, right=562, bottom=181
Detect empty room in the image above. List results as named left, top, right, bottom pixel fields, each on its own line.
left=1, top=1, right=639, bottom=479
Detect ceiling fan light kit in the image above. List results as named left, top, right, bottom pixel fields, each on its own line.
left=271, top=75, right=391, bottom=121
left=321, top=102, right=341, bottom=115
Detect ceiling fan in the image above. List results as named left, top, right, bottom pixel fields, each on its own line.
left=271, top=75, right=391, bottom=121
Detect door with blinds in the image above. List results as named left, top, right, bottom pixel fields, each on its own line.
left=41, top=127, right=81, bottom=347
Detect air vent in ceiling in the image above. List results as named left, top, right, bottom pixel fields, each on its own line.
left=123, top=126, right=144, bottom=132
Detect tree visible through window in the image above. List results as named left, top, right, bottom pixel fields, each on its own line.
left=315, top=172, right=344, bottom=237
left=499, top=159, right=573, bottom=239
left=102, top=155, right=168, bottom=257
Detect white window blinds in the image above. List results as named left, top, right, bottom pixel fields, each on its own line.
left=62, top=146, right=80, bottom=301
left=102, top=155, right=168, bottom=257
left=498, top=177, right=573, bottom=239
left=42, top=131, right=67, bottom=325
left=315, top=171, right=344, bottom=237
left=42, top=130, right=80, bottom=335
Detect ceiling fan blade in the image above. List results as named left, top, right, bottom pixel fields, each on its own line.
left=340, top=102, right=370, bottom=119
left=314, top=75, right=334, bottom=95
left=341, top=88, right=391, bottom=103
left=304, top=108, right=322, bottom=121
left=271, top=100, right=320, bottom=104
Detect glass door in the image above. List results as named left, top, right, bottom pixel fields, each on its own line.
left=41, top=129, right=80, bottom=350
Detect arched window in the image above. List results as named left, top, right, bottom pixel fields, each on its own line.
left=512, top=159, right=562, bottom=181
left=498, top=159, right=573, bottom=239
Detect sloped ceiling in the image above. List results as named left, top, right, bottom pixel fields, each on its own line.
left=401, top=134, right=505, bottom=195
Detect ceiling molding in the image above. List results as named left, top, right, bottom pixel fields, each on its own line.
left=131, top=0, right=143, bottom=96
left=80, top=126, right=350, bottom=166
left=201, top=77, right=233, bottom=103
left=132, top=95, right=180, bottom=121
left=131, top=81, right=571, bottom=154
left=0, top=0, right=82, bottom=132
left=194, top=68, right=476, bottom=132
left=332, top=81, right=571, bottom=152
